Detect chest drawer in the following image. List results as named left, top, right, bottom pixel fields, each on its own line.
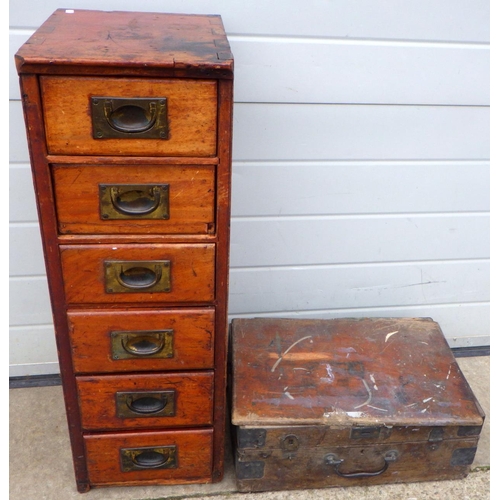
left=40, top=76, right=218, bottom=157
left=60, top=243, right=215, bottom=304
left=53, top=164, right=215, bottom=235
left=68, top=308, right=215, bottom=374
left=84, top=428, right=213, bottom=486
left=77, top=372, right=214, bottom=430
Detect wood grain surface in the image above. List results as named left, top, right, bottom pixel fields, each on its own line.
left=231, top=317, right=484, bottom=427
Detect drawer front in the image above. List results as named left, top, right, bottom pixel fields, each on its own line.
left=68, top=308, right=215, bottom=374
left=53, top=164, right=215, bottom=235
left=84, top=429, right=213, bottom=486
left=41, top=76, right=217, bottom=156
left=77, top=372, right=214, bottom=430
left=60, top=244, right=215, bottom=304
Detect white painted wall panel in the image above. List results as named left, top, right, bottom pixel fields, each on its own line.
left=9, top=164, right=38, bottom=222
left=9, top=325, right=58, bottom=377
left=9, top=1, right=489, bottom=42
left=9, top=102, right=29, bottom=163
left=10, top=278, right=52, bottom=326
left=232, top=39, right=489, bottom=105
left=229, top=261, right=489, bottom=314
left=233, top=104, right=489, bottom=161
left=232, top=161, right=490, bottom=216
left=9, top=2, right=489, bottom=376
left=9, top=224, right=45, bottom=276
left=230, top=215, right=489, bottom=267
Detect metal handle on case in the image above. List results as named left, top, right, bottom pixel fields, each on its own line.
left=324, top=450, right=398, bottom=478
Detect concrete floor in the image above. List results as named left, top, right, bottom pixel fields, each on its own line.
left=10, top=356, right=489, bottom=500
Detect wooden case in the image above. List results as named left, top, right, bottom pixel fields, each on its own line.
left=230, top=317, right=484, bottom=492
left=15, top=9, right=233, bottom=492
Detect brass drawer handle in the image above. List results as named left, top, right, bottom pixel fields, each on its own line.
left=111, top=185, right=162, bottom=215
left=100, top=184, right=169, bottom=220
left=111, top=330, right=174, bottom=359
left=117, top=391, right=175, bottom=419
left=105, top=101, right=158, bottom=133
left=121, top=446, right=177, bottom=472
left=91, top=97, right=168, bottom=139
left=105, top=260, right=171, bottom=294
left=132, top=450, right=169, bottom=468
left=117, top=264, right=162, bottom=289
left=127, top=396, right=168, bottom=414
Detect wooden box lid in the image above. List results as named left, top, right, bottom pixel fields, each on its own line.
left=15, top=9, right=233, bottom=78
left=231, top=317, right=484, bottom=428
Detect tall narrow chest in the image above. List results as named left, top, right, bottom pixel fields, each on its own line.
left=15, top=9, right=233, bottom=492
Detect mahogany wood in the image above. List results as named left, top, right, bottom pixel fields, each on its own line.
left=53, top=164, right=215, bottom=235
left=41, top=76, right=218, bottom=156
left=77, top=372, right=214, bottom=430
left=68, top=308, right=215, bottom=374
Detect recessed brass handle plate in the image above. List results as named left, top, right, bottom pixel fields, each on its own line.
left=116, top=390, right=176, bottom=418
left=111, top=330, right=174, bottom=360
left=104, top=260, right=171, bottom=293
left=91, top=97, right=168, bottom=139
left=120, top=446, right=177, bottom=472
left=100, top=184, right=169, bottom=220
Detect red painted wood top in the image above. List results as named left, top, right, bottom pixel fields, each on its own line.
left=15, top=9, right=233, bottom=78
left=231, top=317, right=484, bottom=428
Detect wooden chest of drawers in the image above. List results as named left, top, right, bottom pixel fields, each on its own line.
left=15, top=9, right=233, bottom=492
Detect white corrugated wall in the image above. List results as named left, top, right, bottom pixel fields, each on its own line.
left=9, top=1, right=490, bottom=377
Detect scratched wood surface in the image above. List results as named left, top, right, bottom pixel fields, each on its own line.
left=231, top=317, right=484, bottom=427
left=68, top=308, right=215, bottom=374
left=15, top=9, right=233, bottom=78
